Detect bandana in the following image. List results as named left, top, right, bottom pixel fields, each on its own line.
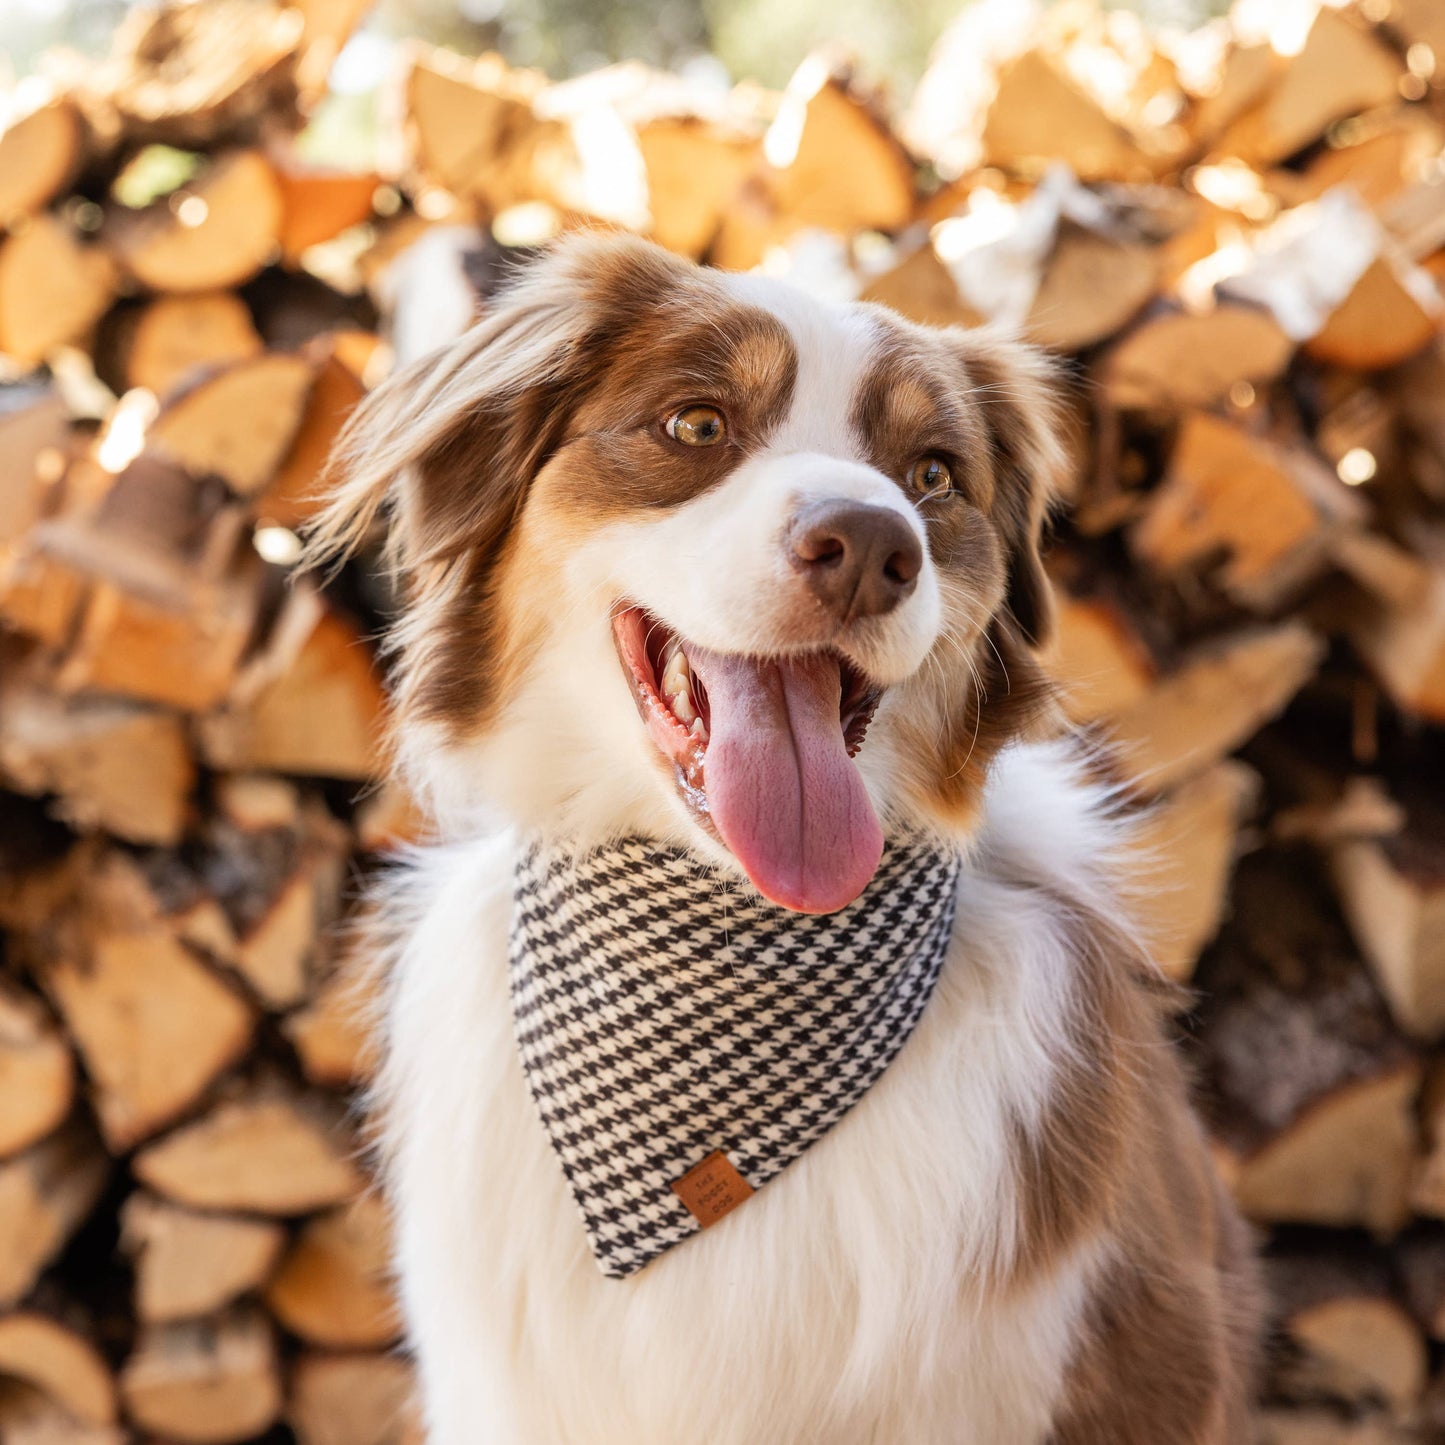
left=509, top=833, right=962, bottom=1278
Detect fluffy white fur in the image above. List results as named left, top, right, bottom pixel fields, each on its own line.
left=378, top=741, right=1127, bottom=1445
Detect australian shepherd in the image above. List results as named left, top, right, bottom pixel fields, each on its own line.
left=308, top=232, right=1259, bottom=1444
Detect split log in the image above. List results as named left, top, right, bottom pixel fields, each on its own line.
left=0, top=1125, right=108, bottom=1309
left=0, top=1314, right=117, bottom=1428
left=637, top=113, right=758, bottom=258
left=1046, top=591, right=1155, bottom=724
left=133, top=1082, right=364, bottom=1215
left=41, top=855, right=254, bottom=1150
left=859, top=241, right=981, bottom=329
left=0, top=684, right=194, bottom=846
left=275, top=159, right=381, bottom=265
left=1304, top=254, right=1442, bottom=372
left=124, top=293, right=263, bottom=397
left=1350, top=570, right=1445, bottom=725
left=1024, top=226, right=1160, bottom=353
left=199, top=590, right=386, bottom=780
left=104, top=150, right=283, bottom=295
left=147, top=351, right=316, bottom=496
left=1128, top=761, right=1258, bottom=984
left=1198, top=854, right=1420, bottom=1236
left=1408, top=1068, right=1445, bottom=1217
left=214, top=773, right=300, bottom=833
left=1267, top=1248, right=1427, bottom=1408
left=0, top=216, right=116, bottom=368
left=121, top=1194, right=284, bottom=1325
left=1255, top=1409, right=1404, bottom=1445
left=283, top=962, right=378, bottom=1090
left=0, top=98, right=85, bottom=227
left=1099, top=303, right=1294, bottom=411
left=0, top=984, right=73, bottom=1161
left=264, top=1194, right=398, bottom=1348
left=1109, top=623, right=1325, bottom=794
left=119, top=1308, right=281, bottom=1445
left=288, top=1352, right=419, bottom=1445
left=0, top=1382, right=126, bottom=1445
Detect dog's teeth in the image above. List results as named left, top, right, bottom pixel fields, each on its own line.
left=690, top=717, right=708, bottom=742
left=661, top=647, right=689, bottom=698
left=670, top=688, right=697, bottom=725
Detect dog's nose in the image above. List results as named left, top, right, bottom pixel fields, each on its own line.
left=787, top=499, right=922, bottom=623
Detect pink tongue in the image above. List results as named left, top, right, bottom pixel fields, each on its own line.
left=687, top=648, right=883, bottom=914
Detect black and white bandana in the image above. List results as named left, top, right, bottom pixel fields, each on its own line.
left=509, top=833, right=962, bottom=1278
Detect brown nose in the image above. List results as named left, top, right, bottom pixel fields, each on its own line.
left=787, top=499, right=922, bottom=624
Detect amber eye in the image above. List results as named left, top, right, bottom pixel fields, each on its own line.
left=908, top=455, right=953, bottom=497
left=667, top=405, right=726, bottom=447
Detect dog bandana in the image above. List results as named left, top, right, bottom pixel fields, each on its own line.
left=509, top=833, right=962, bottom=1278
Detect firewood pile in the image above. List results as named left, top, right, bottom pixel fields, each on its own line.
left=1, top=0, right=1444, bottom=1438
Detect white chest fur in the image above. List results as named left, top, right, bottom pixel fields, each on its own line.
left=378, top=742, right=1120, bottom=1445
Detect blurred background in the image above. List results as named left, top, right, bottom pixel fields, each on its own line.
left=1, top=0, right=1444, bottom=1442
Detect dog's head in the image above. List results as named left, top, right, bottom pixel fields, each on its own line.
left=311, top=233, right=1064, bottom=912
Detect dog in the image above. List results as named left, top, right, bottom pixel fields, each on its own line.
left=308, top=232, right=1260, bottom=1445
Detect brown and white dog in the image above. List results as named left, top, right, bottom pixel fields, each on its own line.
left=310, top=232, right=1260, bottom=1444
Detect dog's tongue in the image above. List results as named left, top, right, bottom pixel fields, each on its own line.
left=687, top=647, right=883, bottom=914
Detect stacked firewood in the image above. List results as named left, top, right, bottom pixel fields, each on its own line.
left=1, top=0, right=1444, bottom=1439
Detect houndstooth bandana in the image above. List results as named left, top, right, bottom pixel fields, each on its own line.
left=509, top=833, right=962, bottom=1278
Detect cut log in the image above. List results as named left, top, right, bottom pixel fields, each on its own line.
left=0, top=1315, right=116, bottom=1428
left=1099, top=303, right=1294, bottom=411
left=147, top=351, right=316, bottom=496
left=199, top=591, right=386, bottom=779
left=264, top=1195, right=398, bottom=1348
left=0, top=216, right=115, bottom=368
left=121, top=1194, right=284, bottom=1325
left=1109, top=623, right=1326, bottom=794
left=1219, top=8, right=1406, bottom=165
left=119, top=1309, right=281, bottom=1445
left=214, top=773, right=300, bottom=833
left=1128, top=762, right=1258, bottom=984
left=1255, top=1408, right=1404, bottom=1445
left=42, top=857, right=254, bottom=1150
left=0, top=684, right=194, bottom=846
left=1024, top=228, right=1159, bottom=353
left=133, top=1083, right=364, bottom=1215
left=765, top=57, right=914, bottom=235
left=1131, top=413, right=1351, bottom=609
left=124, top=293, right=263, bottom=397
left=105, top=150, right=283, bottom=294
left=1199, top=854, right=1420, bottom=1236
left=283, top=962, right=379, bottom=1090
left=637, top=114, right=757, bottom=258
left=355, top=780, right=428, bottom=853
left=858, top=241, right=982, bottom=329
left=289, top=1352, right=419, bottom=1445
left=261, top=349, right=367, bottom=528
left=0, top=1125, right=108, bottom=1309
left=230, top=845, right=344, bottom=1010
left=0, top=98, right=84, bottom=226
left=0, top=1381, right=126, bottom=1445
left=275, top=159, right=380, bottom=264
left=0, top=395, right=70, bottom=549
left=1304, top=254, right=1441, bottom=371
left=0, top=984, right=73, bottom=1162
left=1045, top=591, right=1156, bottom=723
left=1350, top=569, right=1445, bottom=725
left=1268, top=1248, right=1427, bottom=1408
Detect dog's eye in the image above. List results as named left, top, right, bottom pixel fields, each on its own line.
left=667, top=405, right=726, bottom=447
left=908, top=455, right=953, bottom=498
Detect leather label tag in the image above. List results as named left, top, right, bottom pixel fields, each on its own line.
left=671, top=1150, right=754, bottom=1228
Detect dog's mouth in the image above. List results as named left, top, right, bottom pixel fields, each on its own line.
left=612, top=605, right=885, bottom=914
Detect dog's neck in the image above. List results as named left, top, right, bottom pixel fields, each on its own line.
left=508, top=831, right=963, bottom=1277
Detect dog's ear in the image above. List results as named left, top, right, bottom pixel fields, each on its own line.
left=304, top=232, right=672, bottom=583
left=948, top=331, right=1066, bottom=649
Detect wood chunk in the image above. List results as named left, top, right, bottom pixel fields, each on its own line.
left=1132, top=413, right=1343, bottom=609
left=0, top=216, right=115, bottom=368
left=215, top=774, right=300, bottom=833
left=1351, top=569, right=1445, bottom=724
left=1304, top=254, right=1441, bottom=371
left=231, top=847, right=343, bottom=1011
left=121, top=1195, right=284, bottom=1325
left=0, top=1382, right=126, bottom=1445
left=289, top=1352, right=418, bottom=1445
left=0, top=1125, right=108, bottom=1309
left=983, top=48, right=1143, bottom=182
left=200, top=592, right=385, bottom=780
left=119, top=1309, right=281, bottom=1445
left=0, top=1315, right=116, bottom=1428
left=1025, top=229, right=1159, bottom=353
left=1332, top=835, right=1445, bottom=1040
left=1046, top=593, right=1155, bottom=724
left=261, top=350, right=366, bottom=528
left=1256, top=1409, right=1404, bottom=1445
left=0, top=685, right=194, bottom=845
left=1410, top=1073, right=1445, bottom=1217
left=0, top=984, right=73, bottom=1162
left=265, top=1195, right=398, bottom=1348
left=1220, top=8, right=1405, bottom=166
left=355, top=780, right=427, bottom=853
left=1099, top=303, right=1294, bottom=411
left=859, top=241, right=982, bottom=329
left=133, top=1084, right=364, bottom=1215
left=1129, top=762, right=1258, bottom=984
left=105, top=150, right=283, bottom=294
left=766, top=58, right=914, bottom=235
left=637, top=115, right=757, bottom=258
left=284, top=963, right=378, bottom=1090
left=1110, top=623, right=1325, bottom=794
left=0, top=395, right=70, bottom=548
left=147, top=352, right=316, bottom=496
left=125, top=293, right=263, bottom=397
left=43, top=858, right=254, bottom=1151
left=0, top=99, right=84, bottom=226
